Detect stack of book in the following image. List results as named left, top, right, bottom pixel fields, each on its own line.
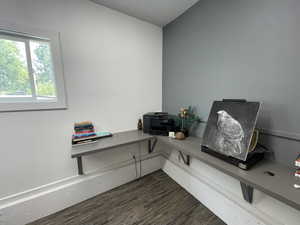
left=294, top=154, right=300, bottom=189
left=73, top=121, right=96, bottom=145
left=72, top=121, right=113, bottom=145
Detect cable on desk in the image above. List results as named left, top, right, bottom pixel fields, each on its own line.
left=139, top=142, right=142, bottom=178
left=133, top=155, right=138, bottom=178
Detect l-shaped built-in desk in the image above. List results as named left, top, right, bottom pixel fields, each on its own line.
left=71, top=130, right=300, bottom=211
left=71, top=130, right=157, bottom=175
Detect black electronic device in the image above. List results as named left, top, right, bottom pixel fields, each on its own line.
left=143, top=112, right=176, bottom=136
left=201, top=99, right=265, bottom=170
left=202, top=145, right=264, bottom=170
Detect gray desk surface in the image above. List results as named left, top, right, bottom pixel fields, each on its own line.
left=157, top=136, right=300, bottom=211
left=71, top=130, right=154, bottom=158
left=71, top=130, right=300, bottom=210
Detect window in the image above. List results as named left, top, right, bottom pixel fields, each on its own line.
left=0, top=25, right=67, bottom=112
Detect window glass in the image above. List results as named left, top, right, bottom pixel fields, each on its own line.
left=0, top=38, right=32, bottom=98
left=0, top=26, right=67, bottom=112
left=30, top=40, right=57, bottom=100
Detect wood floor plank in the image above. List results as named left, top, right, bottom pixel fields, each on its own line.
left=28, top=170, right=226, bottom=225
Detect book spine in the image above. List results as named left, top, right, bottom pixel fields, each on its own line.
left=74, top=121, right=93, bottom=125
left=72, top=132, right=113, bottom=144
left=295, top=169, right=300, bottom=178
left=295, top=153, right=300, bottom=167
left=72, top=139, right=98, bottom=146
left=75, top=129, right=95, bottom=134
left=73, top=132, right=97, bottom=139
left=74, top=126, right=94, bottom=131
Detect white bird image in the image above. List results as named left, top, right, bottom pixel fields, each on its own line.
left=217, top=110, right=244, bottom=155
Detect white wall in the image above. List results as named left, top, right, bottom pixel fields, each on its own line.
left=0, top=0, right=162, bottom=199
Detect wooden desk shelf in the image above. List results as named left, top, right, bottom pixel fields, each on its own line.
left=71, top=130, right=157, bottom=175
left=157, top=136, right=300, bottom=211
left=71, top=130, right=300, bottom=211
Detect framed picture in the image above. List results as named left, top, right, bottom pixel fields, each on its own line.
left=202, top=101, right=261, bottom=161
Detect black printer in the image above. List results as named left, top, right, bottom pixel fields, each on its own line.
left=143, top=112, right=176, bottom=136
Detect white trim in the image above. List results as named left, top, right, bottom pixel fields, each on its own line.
left=0, top=29, right=50, bottom=42
left=24, top=38, right=37, bottom=98
left=0, top=22, right=67, bottom=112
left=0, top=34, right=27, bottom=43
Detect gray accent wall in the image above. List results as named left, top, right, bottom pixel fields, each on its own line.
left=163, top=0, right=300, bottom=166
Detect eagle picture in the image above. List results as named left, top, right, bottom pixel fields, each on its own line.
left=216, top=110, right=245, bottom=156
left=202, top=101, right=260, bottom=161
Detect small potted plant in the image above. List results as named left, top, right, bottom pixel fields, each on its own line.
left=173, top=106, right=201, bottom=139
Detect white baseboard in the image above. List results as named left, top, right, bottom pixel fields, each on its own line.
left=161, top=155, right=284, bottom=225
left=0, top=154, right=162, bottom=225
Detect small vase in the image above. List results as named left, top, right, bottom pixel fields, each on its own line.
left=181, top=128, right=189, bottom=137
left=175, top=132, right=186, bottom=140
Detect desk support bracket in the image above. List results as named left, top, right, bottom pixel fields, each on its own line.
left=178, top=151, right=190, bottom=166
left=77, top=156, right=84, bottom=175
left=148, top=138, right=158, bottom=154
left=240, top=182, right=253, bottom=203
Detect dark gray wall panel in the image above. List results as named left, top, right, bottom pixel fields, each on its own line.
left=163, top=0, right=300, bottom=166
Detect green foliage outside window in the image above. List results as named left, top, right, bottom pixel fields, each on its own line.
left=0, top=39, right=56, bottom=97
left=33, top=43, right=56, bottom=97
left=0, top=39, right=31, bottom=95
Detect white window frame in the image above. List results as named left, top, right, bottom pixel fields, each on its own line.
left=0, top=23, right=67, bottom=112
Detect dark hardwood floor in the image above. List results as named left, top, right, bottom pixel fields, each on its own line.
left=28, top=170, right=226, bottom=225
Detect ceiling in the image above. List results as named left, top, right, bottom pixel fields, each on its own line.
left=90, top=0, right=200, bottom=27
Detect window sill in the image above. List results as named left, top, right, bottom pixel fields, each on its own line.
left=0, top=101, right=68, bottom=112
